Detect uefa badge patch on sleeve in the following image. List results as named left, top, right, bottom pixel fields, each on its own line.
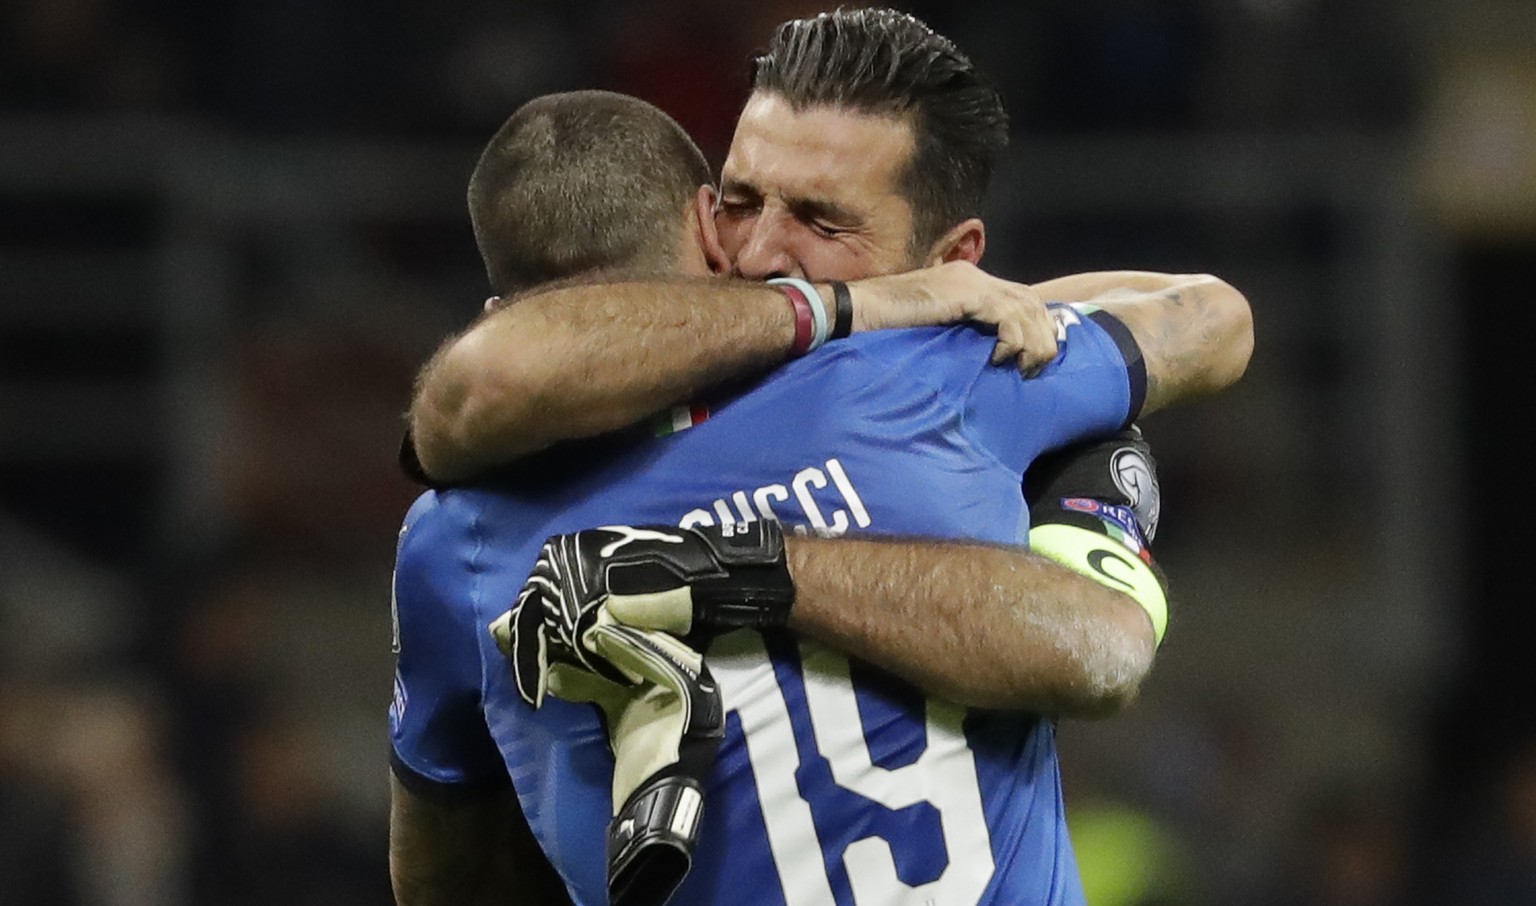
left=1110, top=445, right=1160, bottom=541
left=1062, top=498, right=1149, bottom=557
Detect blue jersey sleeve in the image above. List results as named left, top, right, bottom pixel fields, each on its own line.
left=389, top=491, right=509, bottom=797
left=962, top=306, right=1144, bottom=474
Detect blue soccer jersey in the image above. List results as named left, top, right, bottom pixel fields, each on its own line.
left=391, top=310, right=1144, bottom=906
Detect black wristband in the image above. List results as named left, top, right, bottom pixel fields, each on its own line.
left=829, top=281, right=853, bottom=339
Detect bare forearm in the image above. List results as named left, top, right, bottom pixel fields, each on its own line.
left=411, top=279, right=793, bottom=482
left=1084, top=274, right=1253, bottom=415
left=410, top=263, right=1073, bottom=483
left=1031, top=270, right=1200, bottom=303
left=782, top=536, right=1155, bottom=714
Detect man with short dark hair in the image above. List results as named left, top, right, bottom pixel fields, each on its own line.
left=389, top=83, right=1248, bottom=906
left=467, top=92, right=714, bottom=293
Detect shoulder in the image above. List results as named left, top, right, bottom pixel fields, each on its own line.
left=398, top=490, right=460, bottom=570
left=805, top=325, right=998, bottom=395
left=836, top=325, right=995, bottom=362
left=398, top=487, right=506, bottom=560
left=394, top=489, right=496, bottom=619
left=1050, top=305, right=1142, bottom=377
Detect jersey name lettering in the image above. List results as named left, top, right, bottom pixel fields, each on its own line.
left=678, top=458, right=871, bottom=536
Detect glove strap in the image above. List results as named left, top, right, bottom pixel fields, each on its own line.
left=690, top=521, right=795, bottom=631
left=607, top=770, right=708, bottom=906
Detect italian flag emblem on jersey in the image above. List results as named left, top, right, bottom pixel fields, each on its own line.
left=652, top=403, right=710, bottom=437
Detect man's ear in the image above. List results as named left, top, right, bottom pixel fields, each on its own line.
left=695, top=184, right=730, bottom=275
left=924, top=217, right=986, bottom=267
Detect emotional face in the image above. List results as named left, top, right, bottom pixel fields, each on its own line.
left=715, top=92, right=922, bottom=282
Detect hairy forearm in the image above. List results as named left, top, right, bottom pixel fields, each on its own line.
left=390, top=777, right=570, bottom=906
left=409, top=262, right=1080, bottom=483
left=411, top=279, right=794, bottom=482
left=782, top=536, right=1155, bottom=714
left=1086, top=274, right=1254, bottom=415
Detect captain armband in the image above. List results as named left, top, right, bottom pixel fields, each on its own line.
left=1029, top=522, right=1168, bottom=647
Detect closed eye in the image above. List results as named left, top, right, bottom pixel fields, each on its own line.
left=790, top=199, right=861, bottom=237
left=717, top=197, right=759, bottom=217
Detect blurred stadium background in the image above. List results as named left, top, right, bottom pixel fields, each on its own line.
left=2, top=1, right=1534, bottom=903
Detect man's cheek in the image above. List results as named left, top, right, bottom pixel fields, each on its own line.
left=714, top=215, right=746, bottom=260
left=803, top=246, right=877, bottom=284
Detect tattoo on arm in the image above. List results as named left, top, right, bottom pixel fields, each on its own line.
left=1094, top=276, right=1250, bottom=415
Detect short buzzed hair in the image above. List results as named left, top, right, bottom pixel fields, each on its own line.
left=467, top=90, right=713, bottom=296
left=752, top=8, right=1008, bottom=255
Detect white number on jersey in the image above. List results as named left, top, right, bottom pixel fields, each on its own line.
left=711, top=634, right=995, bottom=905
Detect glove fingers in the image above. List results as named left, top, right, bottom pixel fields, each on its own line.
left=489, top=609, right=514, bottom=658
left=586, top=619, right=706, bottom=694
left=546, top=662, right=633, bottom=721
left=592, top=623, right=722, bottom=810
left=509, top=591, right=551, bottom=707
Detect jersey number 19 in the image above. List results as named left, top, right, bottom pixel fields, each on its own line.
left=713, top=635, right=996, bottom=905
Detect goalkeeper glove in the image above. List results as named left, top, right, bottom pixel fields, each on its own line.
left=490, top=520, right=791, bottom=906
left=494, top=615, right=722, bottom=906
left=500, top=520, right=794, bottom=707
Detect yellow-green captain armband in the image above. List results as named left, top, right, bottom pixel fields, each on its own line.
left=1029, top=522, right=1168, bottom=646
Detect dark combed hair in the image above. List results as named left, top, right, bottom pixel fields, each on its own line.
left=467, top=90, right=712, bottom=296
left=752, top=8, right=1009, bottom=256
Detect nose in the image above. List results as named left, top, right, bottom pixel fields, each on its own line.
left=732, top=209, right=799, bottom=281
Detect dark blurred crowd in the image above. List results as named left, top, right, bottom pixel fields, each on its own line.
left=3, top=1, right=1535, bottom=904
left=0, top=0, right=1419, bottom=153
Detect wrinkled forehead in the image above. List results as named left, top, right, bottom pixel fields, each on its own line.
left=722, top=92, right=917, bottom=205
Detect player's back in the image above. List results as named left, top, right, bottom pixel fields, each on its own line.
left=396, top=320, right=1136, bottom=905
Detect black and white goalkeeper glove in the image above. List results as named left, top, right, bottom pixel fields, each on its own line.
left=505, top=613, right=723, bottom=906
left=488, top=520, right=792, bottom=906
left=499, top=520, right=796, bottom=705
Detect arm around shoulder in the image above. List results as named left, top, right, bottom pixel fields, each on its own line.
left=409, top=320, right=544, bottom=484
left=409, top=280, right=797, bottom=483
left=783, top=535, right=1156, bottom=715
left=517, top=522, right=1155, bottom=715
